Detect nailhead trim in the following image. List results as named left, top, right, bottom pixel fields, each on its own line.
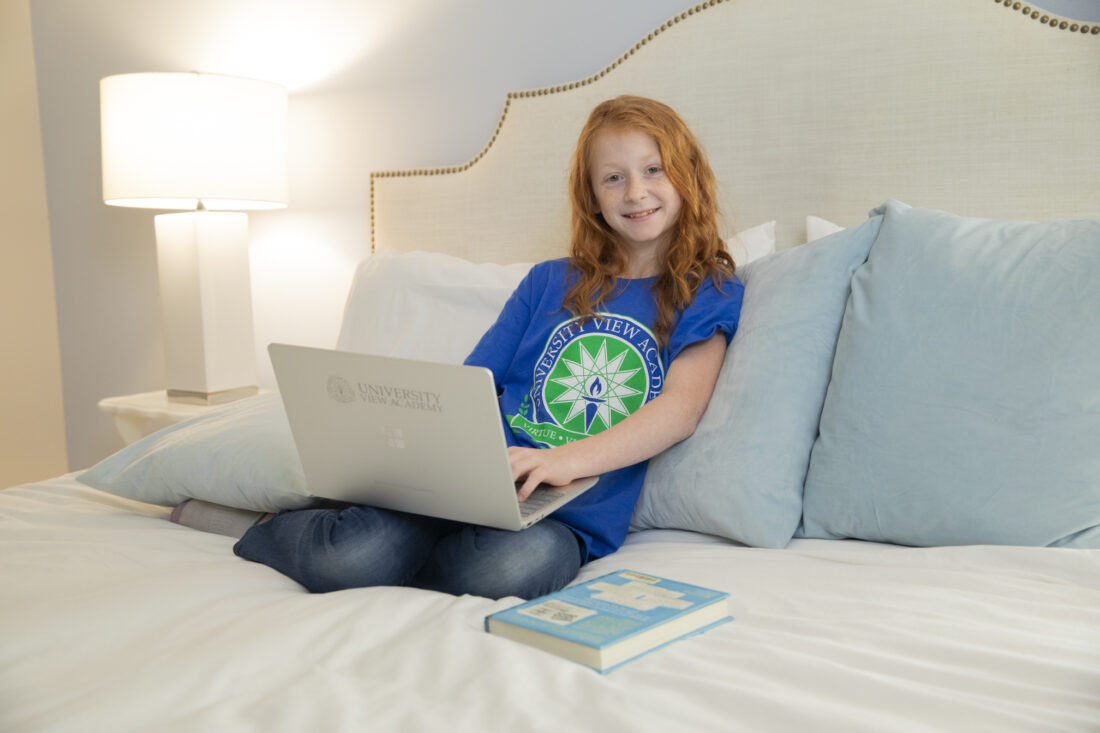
left=996, top=0, right=1099, bottom=34
left=371, top=0, right=1094, bottom=249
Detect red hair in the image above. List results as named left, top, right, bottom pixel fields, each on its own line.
left=563, top=95, right=734, bottom=347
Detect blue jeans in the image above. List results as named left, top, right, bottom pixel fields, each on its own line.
left=233, top=504, right=582, bottom=600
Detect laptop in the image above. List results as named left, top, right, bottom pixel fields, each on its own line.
left=268, top=343, right=598, bottom=531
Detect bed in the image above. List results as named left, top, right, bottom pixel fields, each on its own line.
left=4, top=1, right=1099, bottom=731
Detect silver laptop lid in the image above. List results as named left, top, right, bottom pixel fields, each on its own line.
left=269, top=343, right=595, bottom=530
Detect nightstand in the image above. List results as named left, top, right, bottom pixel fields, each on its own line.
left=98, top=390, right=258, bottom=445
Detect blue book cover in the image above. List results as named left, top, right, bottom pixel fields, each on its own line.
left=484, top=569, right=732, bottom=673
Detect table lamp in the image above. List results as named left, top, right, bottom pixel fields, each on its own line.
left=99, top=72, right=288, bottom=404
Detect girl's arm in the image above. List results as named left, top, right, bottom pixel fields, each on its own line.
left=509, top=332, right=728, bottom=501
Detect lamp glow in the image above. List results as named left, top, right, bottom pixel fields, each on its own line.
left=100, top=72, right=287, bottom=210
left=99, top=72, right=288, bottom=404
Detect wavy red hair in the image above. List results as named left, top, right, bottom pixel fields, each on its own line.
left=563, top=95, right=734, bottom=347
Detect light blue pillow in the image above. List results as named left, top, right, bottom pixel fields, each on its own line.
left=631, top=216, right=882, bottom=547
left=802, top=200, right=1100, bottom=548
left=78, top=392, right=313, bottom=512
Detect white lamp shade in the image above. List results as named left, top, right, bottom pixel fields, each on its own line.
left=100, top=72, right=288, bottom=210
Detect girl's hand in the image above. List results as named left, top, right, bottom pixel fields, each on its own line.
left=508, top=445, right=580, bottom=502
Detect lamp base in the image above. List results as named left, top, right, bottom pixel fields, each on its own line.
left=154, top=211, right=259, bottom=401
left=167, top=385, right=259, bottom=406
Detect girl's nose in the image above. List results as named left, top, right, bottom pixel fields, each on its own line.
left=625, top=178, right=647, bottom=202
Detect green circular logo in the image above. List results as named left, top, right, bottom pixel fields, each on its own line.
left=543, top=333, right=648, bottom=435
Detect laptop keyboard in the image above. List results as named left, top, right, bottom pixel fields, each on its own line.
left=517, top=486, right=564, bottom=519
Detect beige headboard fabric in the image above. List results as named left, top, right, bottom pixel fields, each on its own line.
left=372, top=0, right=1099, bottom=263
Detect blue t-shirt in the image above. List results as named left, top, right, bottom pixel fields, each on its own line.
left=465, top=258, right=743, bottom=561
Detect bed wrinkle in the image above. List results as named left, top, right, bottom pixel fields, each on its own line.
left=715, top=623, right=1097, bottom=732
left=751, top=540, right=1100, bottom=587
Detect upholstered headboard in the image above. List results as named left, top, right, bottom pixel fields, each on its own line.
left=371, top=0, right=1099, bottom=262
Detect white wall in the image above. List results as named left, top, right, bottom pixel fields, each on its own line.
left=29, top=0, right=700, bottom=470
left=1, top=0, right=68, bottom=488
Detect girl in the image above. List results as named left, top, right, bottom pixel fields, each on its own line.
left=233, top=95, right=744, bottom=599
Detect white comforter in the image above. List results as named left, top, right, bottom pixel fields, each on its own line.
left=2, top=477, right=1098, bottom=732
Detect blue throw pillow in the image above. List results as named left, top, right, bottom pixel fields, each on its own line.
left=802, top=200, right=1100, bottom=548
left=78, top=392, right=313, bottom=513
left=631, top=216, right=882, bottom=547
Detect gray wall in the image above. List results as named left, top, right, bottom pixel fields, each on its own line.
left=1025, top=0, right=1100, bottom=20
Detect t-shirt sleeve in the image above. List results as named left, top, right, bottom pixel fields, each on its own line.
left=668, top=273, right=744, bottom=362
left=463, top=264, right=543, bottom=384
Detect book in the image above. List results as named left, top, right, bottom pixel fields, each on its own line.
left=484, top=569, right=731, bottom=673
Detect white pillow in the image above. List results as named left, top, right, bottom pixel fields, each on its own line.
left=806, top=215, right=844, bottom=242
left=338, top=233, right=772, bottom=362
left=727, top=220, right=776, bottom=267
left=337, top=249, right=532, bottom=363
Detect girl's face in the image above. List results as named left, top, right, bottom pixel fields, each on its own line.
left=588, top=127, right=683, bottom=269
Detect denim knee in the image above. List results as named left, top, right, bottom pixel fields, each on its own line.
left=415, top=519, right=582, bottom=600
left=235, top=506, right=449, bottom=593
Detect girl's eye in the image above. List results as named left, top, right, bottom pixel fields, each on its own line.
left=605, top=174, right=623, bottom=183
left=646, top=166, right=662, bottom=175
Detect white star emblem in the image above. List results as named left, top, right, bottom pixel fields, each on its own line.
left=549, top=338, right=643, bottom=432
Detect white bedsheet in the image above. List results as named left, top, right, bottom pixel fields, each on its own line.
left=2, top=476, right=1098, bottom=732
